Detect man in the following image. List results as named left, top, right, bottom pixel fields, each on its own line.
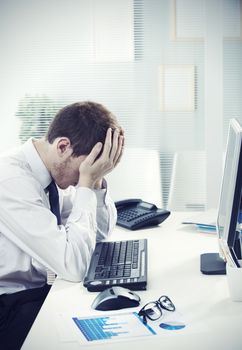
left=0, top=101, right=124, bottom=349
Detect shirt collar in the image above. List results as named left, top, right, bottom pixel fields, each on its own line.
left=22, top=138, right=52, bottom=189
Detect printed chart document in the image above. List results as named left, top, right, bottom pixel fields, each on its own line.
left=56, top=310, right=187, bottom=345
left=72, top=312, right=154, bottom=343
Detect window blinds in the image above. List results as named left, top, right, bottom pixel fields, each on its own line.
left=0, top=0, right=241, bottom=210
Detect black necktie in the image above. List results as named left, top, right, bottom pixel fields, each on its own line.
left=47, top=181, right=61, bottom=225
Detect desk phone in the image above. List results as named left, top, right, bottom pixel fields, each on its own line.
left=115, top=198, right=170, bottom=230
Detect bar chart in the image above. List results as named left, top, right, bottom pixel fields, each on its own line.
left=72, top=312, right=155, bottom=342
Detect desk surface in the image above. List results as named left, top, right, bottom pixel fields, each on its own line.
left=22, top=212, right=242, bottom=350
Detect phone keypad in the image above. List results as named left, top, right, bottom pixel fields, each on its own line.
left=118, top=208, right=148, bottom=222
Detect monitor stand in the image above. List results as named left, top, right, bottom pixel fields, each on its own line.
left=200, top=253, right=226, bottom=275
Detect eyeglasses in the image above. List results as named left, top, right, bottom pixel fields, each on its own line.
left=138, top=295, right=176, bottom=324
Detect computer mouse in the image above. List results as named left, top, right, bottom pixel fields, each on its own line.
left=91, top=286, right=141, bottom=311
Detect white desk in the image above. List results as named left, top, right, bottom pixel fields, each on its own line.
left=21, top=212, right=242, bottom=350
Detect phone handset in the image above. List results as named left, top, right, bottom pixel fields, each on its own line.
left=115, top=198, right=142, bottom=210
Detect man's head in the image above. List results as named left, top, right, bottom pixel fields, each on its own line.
left=38, top=101, right=123, bottom=189
left=46, top=101, right=122, bottom=157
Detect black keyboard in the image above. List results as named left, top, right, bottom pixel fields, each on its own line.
left=83, top=239, right=147, bottom=292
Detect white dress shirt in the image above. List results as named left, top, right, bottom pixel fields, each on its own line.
left=0, top=138, right=117, bottom=295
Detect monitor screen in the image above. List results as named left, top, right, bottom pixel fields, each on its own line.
left=200, top=118, right=242, bottom=274
left=217, top=118, right=242, bottom=267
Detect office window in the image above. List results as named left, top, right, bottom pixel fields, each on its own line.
left=172, top=0, right=204, bottom=40
left=0, top=0, right=143, bottom=150
left=92, top=0, right=134, bottom=62
left=158, top=65, right=195, bottom=112
left=172, top=0, right=242, bottom=40
left=0, top=0, right=241, bottom=210
left=223, top=0, right=242, bottom=39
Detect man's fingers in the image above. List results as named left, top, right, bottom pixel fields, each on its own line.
left=85, top=142, right=103, bottom=165
left=113, top=135, right=124, bottom=165
left=109, top=129, right=120, bottom=161
left=102, top=128, right=112, bottom=158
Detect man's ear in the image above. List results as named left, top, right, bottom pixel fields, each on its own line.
left=56, top=138, right=73, bottom=157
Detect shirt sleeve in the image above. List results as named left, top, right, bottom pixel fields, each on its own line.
left=61, top=179, right=117, bottom=242
left=0, top=177, right=98, bottom=282
left=93, top=186, right=117, bottom=242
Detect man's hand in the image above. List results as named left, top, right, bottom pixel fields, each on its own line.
left=78, top=128, right=124, bottom=189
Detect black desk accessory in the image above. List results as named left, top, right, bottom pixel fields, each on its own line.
left=115, top=198, right=170, bottom=230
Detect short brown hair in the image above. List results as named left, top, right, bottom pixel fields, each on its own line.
left=46, top=101, right=121, bottom=156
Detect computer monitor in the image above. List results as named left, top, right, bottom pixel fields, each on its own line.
left=201, top=118, right=242, bottom=274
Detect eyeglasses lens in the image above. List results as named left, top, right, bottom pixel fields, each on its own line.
left=143, top=302, right=161, bottom=320
left=158, top=296, right=175, bottom=311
